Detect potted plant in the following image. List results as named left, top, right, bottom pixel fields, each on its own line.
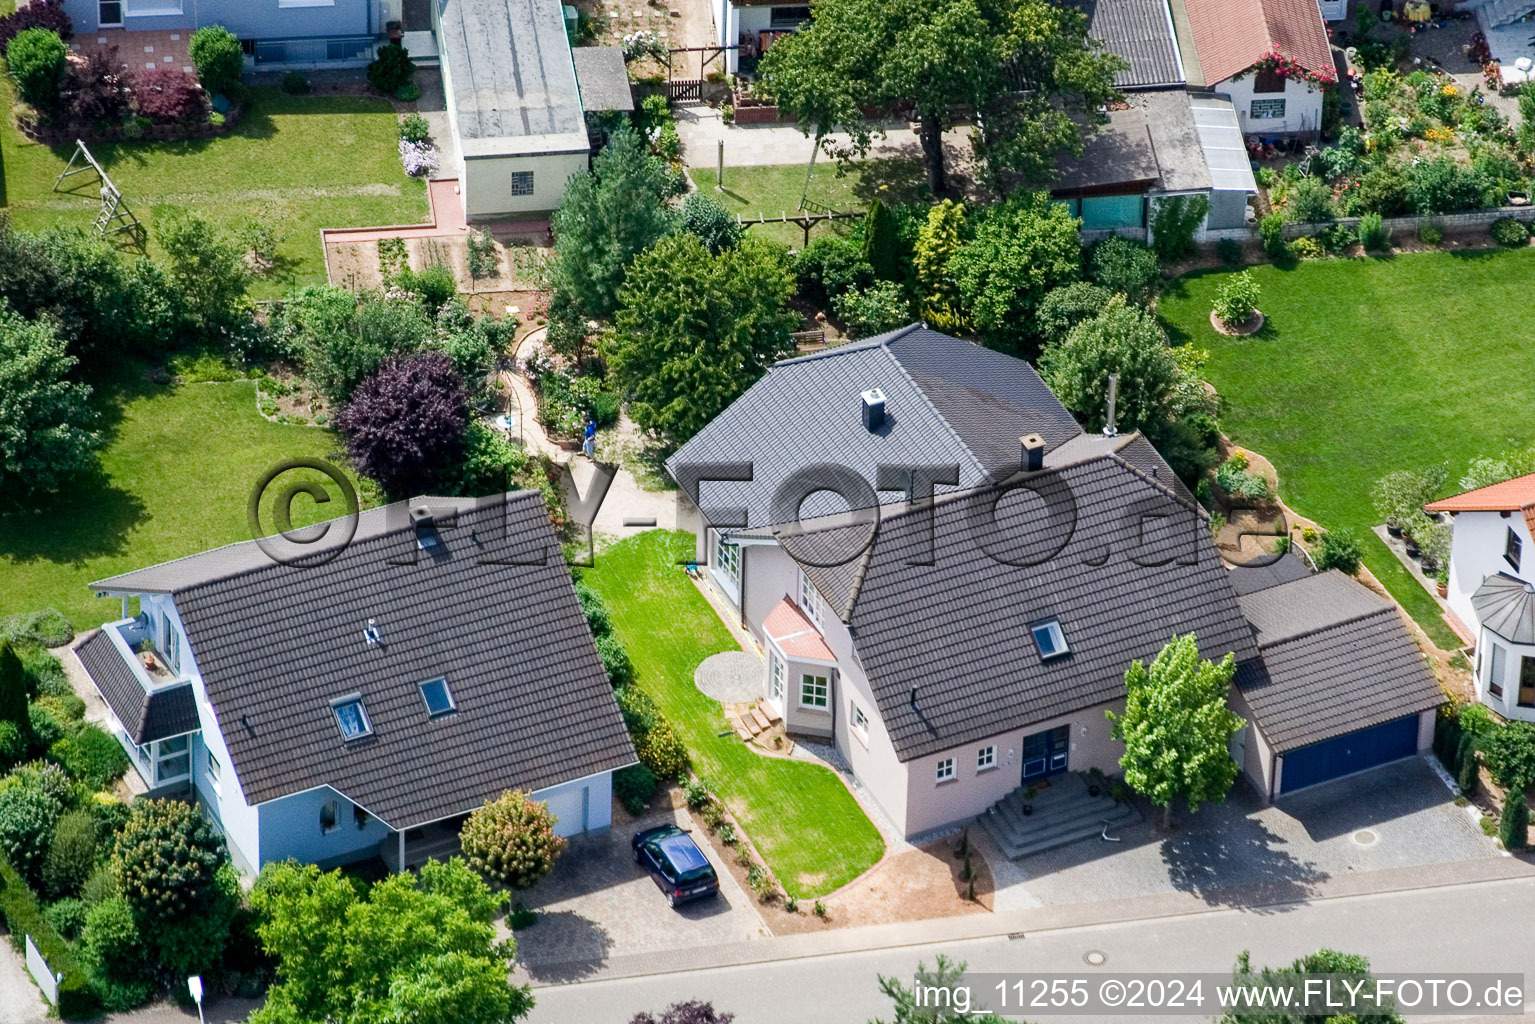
left=1436, top=566, right=1450, bottom=598
left=1021, top=784, right=1039, bottom=816
left=1086, top=766, right=1106, bottom=798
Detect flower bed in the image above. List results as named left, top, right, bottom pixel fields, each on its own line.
left=17, top=100, right=244, bottom=145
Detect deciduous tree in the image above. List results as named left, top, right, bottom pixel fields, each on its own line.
left=337, top=352, right=468, bottom=498
left=0, top=305, right=99, bottom=499
left=1038, top=295, right=1185, bottom=435
left=1107, top=633, right=1244, bottom=829
left=948, top=192, right=1080, bottom=354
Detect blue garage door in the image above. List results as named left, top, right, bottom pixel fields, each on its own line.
left=1279, top=715, right=1420, bottom=794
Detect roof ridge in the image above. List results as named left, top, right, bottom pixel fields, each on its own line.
left=770, top=323, right=925, bottom=367
left=1098, top=439, right=1207, bottom=517
left=880, top=337, right=989, bottom=480
left=1427, top=471, right=1535, bottom=509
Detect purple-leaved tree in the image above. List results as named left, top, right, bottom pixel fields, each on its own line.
left=337, top=351, right=469, bottom=498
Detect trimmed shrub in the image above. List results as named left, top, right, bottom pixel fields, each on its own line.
left=0, top=723, right=24, bottom=769
left=1358, top=212, right=1388, bottom=251
left=613, top=763, right=658, bottom=815
left=635, top=716, right=689, bottom=781
left=367, top=42, right=415, bottom=94
left=1259, top=212, right=1288, bottom=257
left=1212, top=270, right=1260, bottom=327
left=135, top=67, right=203, bottom=122
left=28, top=701, right=65, bottom=750
left=596, top=634, right=634, bottom=686
left=460, top=789, right=567, bottom=889
left=1037, top=282, right=1114, bottom=345
left=6, top=27, right=67, bottom=110
left=42, top=808, right=96, bottom=899
left=1501, top=789, right=1529, bottom=850
left=575, top=580, right=612, bottom=637
left=792, top=236, right=874, bottom=308
left=1457, top=731, right=1479, bottom=796
left=50, top=723, right=128, bottom=791
left=0, top=850, right=98, bottom=1018
left=79, top=895, right=153, bottom=1008
left=1483, top=721, right=1535, bottom=790
left=1316, top=529, right=1363, bottom=575
left=44, top=895, right=87, bottom=940
left=1089, top=236, right=1160, bottom=303
left=0, top=764, right=66, bottom=883
left=282, top=70, right=308, bottom=94
left=0, top=0, right=71, bottom=57
left=680, top=192, right=743, bottom=254
left=394, top=81, right=420, bottom=102
left=187, top=25, right=243, bottom=94
left=398, top=111, right=431, bottom=144
left=112, top=800, right=228, bottom=922
left=1491, top=217, right=1529, bottom=247
left=0, top=609, right=72, bottom=648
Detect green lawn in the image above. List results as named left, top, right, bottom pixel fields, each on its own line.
left=688, top=158, right=933, bottom=247
left=1157, top=249, right=1535, bottom=648
left=0, top=85, right=428, bottom=297
left=0, top=363, right=358, bottom=630
left=581, top=531, right=886, bottom=898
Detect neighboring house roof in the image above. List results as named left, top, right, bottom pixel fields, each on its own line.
left=435, top=0, right=589, bottom=154
left=1425, top=473, right=1535, bottom=513
left=1225, top=551, right=1313, bottom=596
left=91, top=493, right=635, bottom=829
left=1471, top=572, right=1535, bottom=644
left=1053, top=90, right=1211, bottom=195
left=797, top=456, right=1259, bottom=762
left=75, top=631, right=199, bottom=744
left=1079, top=0, right=1185, bottom=89
left=763, top=598, right=835, bottom=662
left=1182, top=0, right=1333, bottom=85
left=668, top=324, right=1178, bottom=530
left=572, top=47, right=634, bottom=112
left=1233, top=571, right=1443, bottom=752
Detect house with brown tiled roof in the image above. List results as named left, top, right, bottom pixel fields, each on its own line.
left=1177, top=0, right=1337, bottom=137
left=1427, top=473, right=1535, bottom=721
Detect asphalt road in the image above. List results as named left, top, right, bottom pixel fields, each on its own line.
left=526, top=876, right=1535, bottom=1024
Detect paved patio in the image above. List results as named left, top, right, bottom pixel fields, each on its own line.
left=694, top=650, right=761, bottom=702
left=71, top=27, right=193, bottom=74
left=979, top=756, right=1498, bottom=913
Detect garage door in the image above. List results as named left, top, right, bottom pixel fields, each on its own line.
left=1279, top=715, right=1420, bottom=794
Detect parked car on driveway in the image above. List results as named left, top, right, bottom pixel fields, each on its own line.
left=632, top=824, right=720, bottom=908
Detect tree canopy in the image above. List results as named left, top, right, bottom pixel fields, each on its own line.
left=0, top=304, right=99, bottom=499
left=337, top=352, right=469, bottom=498
left=609, top=233, right=799, bottom=450
left=1037, top=295, right=1185, bottom=435
left=251, top=858, right=533, bottom=1024
left=1107, top=633, right=1244, bottom=828
left=757, top=0, right=1125, bottom=195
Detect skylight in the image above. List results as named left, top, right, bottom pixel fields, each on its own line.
left=419, top=677, right=456, bottom=718
left=1031, top=619, right=1069, bottom=661
left=330, top=695, right=372, bottom=741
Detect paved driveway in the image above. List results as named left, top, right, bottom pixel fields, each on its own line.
left=982, top=756, right=1496, bottom=912
left=509, top=802, right=766, bottom=983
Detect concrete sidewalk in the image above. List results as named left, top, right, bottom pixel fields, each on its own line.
left=517, top=852, right=1535, bottom=987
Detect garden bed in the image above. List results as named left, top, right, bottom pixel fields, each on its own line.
left=16, top=99, right=244, bottom=144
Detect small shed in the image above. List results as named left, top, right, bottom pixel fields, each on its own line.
left=572, top=46, right=634, bottom=113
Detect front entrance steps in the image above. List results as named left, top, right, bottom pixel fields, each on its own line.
left=979, top=772, right=1141, bottom=860
left=732, top=702, right=781, bottom=743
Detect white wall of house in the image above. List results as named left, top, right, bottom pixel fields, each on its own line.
left=532, top=769, right=616, bottom=837
left=1444, top=510, right=1535, bottom=636
left=1477, top=631, right=1535, bottom=723
left=1230, top=689, right=1278, bottom=801
left=1215, top=73, right=1324, bottom=136
left=461, top=151, right=590, bottom=220
left=258, top=785, right=395, bottom=868
left=901, top=700, right=1126, bottom=836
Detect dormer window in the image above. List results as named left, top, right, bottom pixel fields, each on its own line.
left=419, top=677, right=456, bottom=719
left=331, top=695, right=372, bottom=741
left=1031, top=618, right=1068, bottom=660
left=1506, top=527, right=1522, bottom=571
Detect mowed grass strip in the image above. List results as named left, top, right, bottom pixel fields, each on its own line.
left=1157, top=249, right=1535, bottom=648
left=581, top=530, right=886, bottom=898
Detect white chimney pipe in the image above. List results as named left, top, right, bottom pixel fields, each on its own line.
left=1102, top=373, right=1119, bottom=438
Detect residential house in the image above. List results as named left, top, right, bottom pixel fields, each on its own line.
left=59, top=0, right=382, bottom=65
left=1426, top=474, right=1535, bottom=721
left=714, top=0, right=807, bottom=75
left=667, top=325, right=1441, bottom=845
left=74, top=492, right=635, bottom=874
left=1178, top=0, right=1336, bottom=137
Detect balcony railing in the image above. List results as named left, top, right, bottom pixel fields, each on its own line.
left=104, top=617, right=189, bottom=690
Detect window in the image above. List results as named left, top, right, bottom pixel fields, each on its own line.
left=123, top=0, right=183, bottom=16
left=1250, top=98, right=1286, bottom=120
left=798, top=569, right=824, bottom=629
left=419, top=677, right=456, bottom=718
left=98, top=0, right=123, bottom=26
left=1253, top=67, right=1286, bottom=93
left=206, top=749, right=222, bottom=789
left=1490, top=643, right=1506, bottom=699
left=320, top=800, right=339, bottom=833
left=851, top=702, right=869, bottom=739
left=936, top=757, right=955, bottom=783
left=354, top=805, right=371, bottom=830
left=331, top=695, right=372, bottom=741
left=278, top=0, right=336, bottom=7
left=1031, top=619, right=1069, bottom=660
left=977, top=745, right=996, bottom=771
left=509, top=170, right=535, bottom=197
left=769, top=655, right=785, bottom=703
left=799, top=673, right=828, bottom=708
left=715, top=535, right=740, bottom=583
left=1507, top=527, right=1523, bottom=571
left=769, top=5, right=810, bottom=27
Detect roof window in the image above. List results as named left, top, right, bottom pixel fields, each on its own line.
left=1031, top=619, right=1069, bottom=661
left=330, top=694, right=373, bottom=741
left=419, top=677, right=456, bottom=719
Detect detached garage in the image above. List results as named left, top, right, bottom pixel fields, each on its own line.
left=1226, top=564, right=1444, bottom=801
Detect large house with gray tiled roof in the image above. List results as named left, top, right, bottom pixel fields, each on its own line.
left=669, top=325, right=1442, bottom=848
left=74, top=491, right=635, bottom=874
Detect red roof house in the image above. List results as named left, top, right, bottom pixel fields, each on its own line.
left=1182, top=0, right=1336, bottom=85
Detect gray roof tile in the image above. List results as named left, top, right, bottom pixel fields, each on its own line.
left=95, top=493, right=635, bottom=828
left=1080, top=0, right=1186, bottom=88
left=76, top=631, right=200, bottom=744
left=1225, top=551, right=1313, bottom=596
left=1234, top=572, right=1444, bottom=752
left=1471, top=572, right=1535, bottom=644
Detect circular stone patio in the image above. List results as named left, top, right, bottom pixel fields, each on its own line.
left=695, top=651, right=762, bottom=703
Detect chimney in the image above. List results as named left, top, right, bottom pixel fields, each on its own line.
left=1020, top=433, right=1045, bottom=472
left=860, top=388, right=887, bottom=432
left=909, top=686, right=919, bottom=711
left=1102, top=373, right=1119, bottom=439
left=410, top=505, right=440, bottom=549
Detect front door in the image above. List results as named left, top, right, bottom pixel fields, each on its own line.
left=1021, top=724, right=1070, bottom=782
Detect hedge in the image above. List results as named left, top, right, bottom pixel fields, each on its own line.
left=0, top=850, right=98, bottom=1018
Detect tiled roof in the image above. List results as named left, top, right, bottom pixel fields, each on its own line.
left=1225, top=552, right=1313, bottom=596
left=1234, top=571, right=1443, bottom=752
left=763, top=598, right=836, bottom=662
left=667, top=325, right=1183, bottom=531
left=1424, top=472, right=1535, bottom=512
left=1183, top=0, right=1333, bottom=85
left=822, top=457, right=1259, bottom=762
left=75, top=631, right=200, bottom=744
left=94, top=493, right=635, bottom=828
left=1080, top=0, right=1185, bottom=89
